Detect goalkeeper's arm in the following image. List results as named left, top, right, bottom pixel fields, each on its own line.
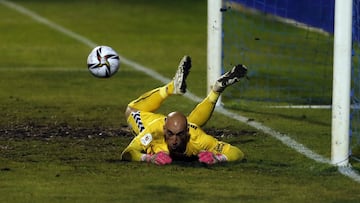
left=120, top=140, right=172, bottom=166
left=195, top=131, right=244, bottom=164
left=220, top=144, right=244, bottom=162
left=198, top=145, right=244, bottom=164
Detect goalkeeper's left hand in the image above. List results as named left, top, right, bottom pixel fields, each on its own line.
left=198, top=151, right=227, bottom=165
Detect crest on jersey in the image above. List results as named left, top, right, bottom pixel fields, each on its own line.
left=140, top=133, right=153, bottom=146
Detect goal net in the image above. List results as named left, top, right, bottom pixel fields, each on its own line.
left=221, top=0, right=334, bottom=105
left=352, top=0, right=360, bottom=161
left=218, top=0, right=360, bottom=165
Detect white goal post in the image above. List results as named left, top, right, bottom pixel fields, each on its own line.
left=207, top=0, right=223, bottom=105
left=331, top=0, right=353, bottom=166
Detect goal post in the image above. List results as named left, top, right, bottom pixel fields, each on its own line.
left=207, top=0, right=223, bottom=105
left=331, top=0, right=353, bottom=166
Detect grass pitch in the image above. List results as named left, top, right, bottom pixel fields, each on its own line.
left=0, top=0, right=359, bottom=202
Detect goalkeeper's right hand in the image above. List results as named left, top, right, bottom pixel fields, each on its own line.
left=142, top=151, right=172, bottom=165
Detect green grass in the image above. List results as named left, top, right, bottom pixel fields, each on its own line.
left=1, top=133, right=359, bottom=203
left=0, top=0, right=360, bottom=202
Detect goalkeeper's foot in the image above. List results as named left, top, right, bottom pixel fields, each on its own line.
left=213, top=64, right=248, bottom=93
left=172, top=55, right=192, bottom=94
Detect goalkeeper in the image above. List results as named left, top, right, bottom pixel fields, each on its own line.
left=121, top=56, right=247, bottom=165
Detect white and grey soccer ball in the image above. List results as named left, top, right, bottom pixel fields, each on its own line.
left=87, top=45, right=120, bottom=78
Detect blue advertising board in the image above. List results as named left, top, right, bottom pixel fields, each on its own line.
left=231, top=0, right=335, bottom=33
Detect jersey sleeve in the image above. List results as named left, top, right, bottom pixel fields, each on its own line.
left=121, top=124, right=169, bottom=162
left=120, top=134, right=146, bottom=161
left=187, top=125, right=244, bottom=162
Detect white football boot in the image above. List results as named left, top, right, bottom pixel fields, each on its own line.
left=213, top=64, right=248, bottom=93
left=172, top=55, right=192, bottom=94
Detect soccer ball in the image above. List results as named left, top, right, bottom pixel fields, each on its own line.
left=87, top=45, right=120, bottom=78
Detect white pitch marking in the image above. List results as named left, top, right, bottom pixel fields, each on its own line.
left=0, top=67, right=86, bottom=71
left=1, top=0, right=359, bottom=183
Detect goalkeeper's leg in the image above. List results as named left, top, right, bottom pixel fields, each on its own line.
left=187, top=64, right=247, bottom=126
left=125, top=55, right=192, bottom=122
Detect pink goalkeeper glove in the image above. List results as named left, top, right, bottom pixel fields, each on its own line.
left=143, top=151, right=172, bottom=165
left=198, top=151, right=227, bottom=165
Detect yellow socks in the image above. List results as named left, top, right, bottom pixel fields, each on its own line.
left=128, top=82, right=175, bottom=112
left=187, top=90, right=220, bottom=126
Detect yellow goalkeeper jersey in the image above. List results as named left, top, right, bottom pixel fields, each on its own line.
left=121, top=115, right=244, bottom=162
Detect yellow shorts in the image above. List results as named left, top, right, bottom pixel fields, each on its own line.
left=126, top=111, right=165, bottom=135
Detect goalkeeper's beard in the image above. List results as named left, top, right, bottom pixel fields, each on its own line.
left=169, top=142, right=187, bottom=154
